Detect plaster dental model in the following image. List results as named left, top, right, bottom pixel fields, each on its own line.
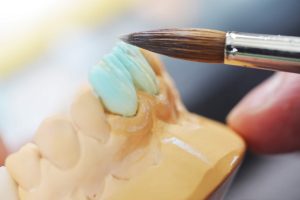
left=0, top=42, right=245, bottom=200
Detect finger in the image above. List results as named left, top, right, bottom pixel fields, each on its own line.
left=227, top=72, right=300, bottom=154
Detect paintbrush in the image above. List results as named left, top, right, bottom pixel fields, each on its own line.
left=121, top=28, right=300, bottom=73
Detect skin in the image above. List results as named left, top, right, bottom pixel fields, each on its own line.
left=228, top=72, right=300, bottom=154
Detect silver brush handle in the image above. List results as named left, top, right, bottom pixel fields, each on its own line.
left=224, top=32, right=300, bottom=73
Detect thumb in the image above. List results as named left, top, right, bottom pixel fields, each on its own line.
left=227, top=72, right=300, bottom=154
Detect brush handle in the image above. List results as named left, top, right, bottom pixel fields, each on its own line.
left=224, top=32, right=300, bottom=73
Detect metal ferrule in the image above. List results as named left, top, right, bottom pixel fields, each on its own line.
left=224, top=32, right=300, bottom=73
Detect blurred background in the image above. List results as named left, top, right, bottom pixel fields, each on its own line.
left=1, top=0, right=300, bottom=199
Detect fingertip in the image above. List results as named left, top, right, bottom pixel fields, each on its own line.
left=227, top=73, right=300, bottom=154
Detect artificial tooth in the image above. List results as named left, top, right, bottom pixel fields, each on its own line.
left=89, top=63, right=138, bottom=117
left=34, top=116, right=80, bottom=170
left=102, top=54, right=132, bottom=82
left=5, top=143, right=41, bottom=190
left=114, top=42, right=159, bottom=95
left=71, top=87, right=110, bottom=142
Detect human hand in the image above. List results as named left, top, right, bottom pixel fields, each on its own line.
left=227, top=72, right=300, bottom=154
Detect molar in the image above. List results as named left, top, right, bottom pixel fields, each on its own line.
left=89, top=62, right=137, bottom=117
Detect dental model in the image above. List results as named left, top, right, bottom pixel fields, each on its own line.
left=0, top=42, right=245, bottom=200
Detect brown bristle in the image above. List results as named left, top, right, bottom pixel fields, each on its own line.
left=121, top=28, right=226, bottom=63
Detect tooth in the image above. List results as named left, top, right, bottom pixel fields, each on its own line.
left=102, top=54, right=132, bottom=82
left=5, top=143, right=41, bottom=190
left=113, top=42, right=159, bottom=95
left=34, top=116, right=80, bottom=169
left=140, top=49, right=163, bottom=76
left=89, top=62, right=137, bottom=117
left=71, top=87, right=110, bottom=142
left=119, top=42, right=157, bottom=81
left=0, top=167, right=19, bottom=200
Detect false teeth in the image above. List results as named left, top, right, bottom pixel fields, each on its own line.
left=6, top=143, right=41, bottom=190
left=89, top=42, right=159, bottom=117
left=89, top=62, right=138, bottom=117
left=102, top=54, right=132, bottom=82
left=114, top=42, right=159, bottom=95
left=34, top=116, right=80, bottom=169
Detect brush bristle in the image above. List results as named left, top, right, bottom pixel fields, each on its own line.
left=121, top=28, right=226, bottom=63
